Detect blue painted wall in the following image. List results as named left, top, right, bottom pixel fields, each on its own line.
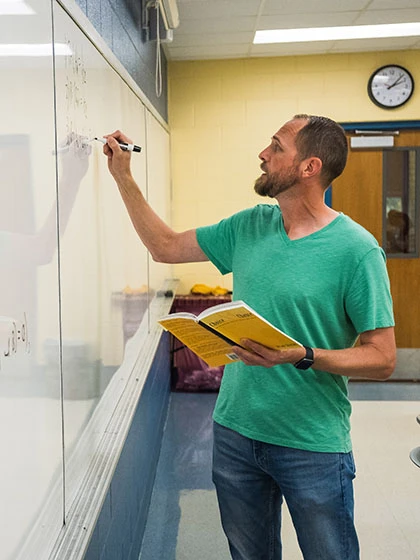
left=84, top=333, right=172, bottom=560
left=75, top=0, right=168, bottom=122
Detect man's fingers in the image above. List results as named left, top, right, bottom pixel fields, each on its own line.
left=105, top=130, right=133, bottom=144
left=103, top=143, right=112, bottom=156
left=106, top=136, right=120, bottom=151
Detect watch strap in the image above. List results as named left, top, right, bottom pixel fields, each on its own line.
left=294, top=346, right=314, bottom=370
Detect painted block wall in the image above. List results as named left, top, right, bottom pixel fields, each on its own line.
left=75, top=0, right=168, bottom=122
left=168, top=50, right=420, bottom=293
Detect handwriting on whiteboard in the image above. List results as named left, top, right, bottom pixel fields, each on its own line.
left=64, top=36, right=92, bottom=146
left=0, top=313, right=30, bottom=367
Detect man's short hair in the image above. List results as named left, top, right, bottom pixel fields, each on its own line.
left=293, top=114, right=348, bottom=188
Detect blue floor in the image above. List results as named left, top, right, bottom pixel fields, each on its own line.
left=139, top=392, right=217, bottom=560
left=139, top=382, right=420, bottom=559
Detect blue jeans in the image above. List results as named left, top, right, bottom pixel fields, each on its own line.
left=212, top=422, right=360, bottom=560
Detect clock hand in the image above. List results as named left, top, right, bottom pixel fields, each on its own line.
left=387, top=73, right=404, bottom=90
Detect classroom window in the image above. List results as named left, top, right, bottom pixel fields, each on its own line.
left=383, top=148, right=420, bottom=257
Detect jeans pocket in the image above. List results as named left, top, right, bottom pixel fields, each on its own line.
left=340, top=451, right=357, bottom=487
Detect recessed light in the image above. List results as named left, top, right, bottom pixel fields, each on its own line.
left=254, top=22, right=420, bottom=44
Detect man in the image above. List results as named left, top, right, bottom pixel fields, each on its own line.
left=102, top=115, right=396, bottom=560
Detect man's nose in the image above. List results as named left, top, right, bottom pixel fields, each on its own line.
left=258, top=146, right=269, bottom=161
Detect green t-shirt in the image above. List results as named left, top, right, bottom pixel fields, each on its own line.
left=196, top=204, right=394, bottom=453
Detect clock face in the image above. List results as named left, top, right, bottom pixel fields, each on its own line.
left=368, top=65, right=414, bottom=109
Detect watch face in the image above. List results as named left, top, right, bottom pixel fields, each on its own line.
left=294, top=358, right=313, bottom=370
left=368, top=65, right=414, bottom=109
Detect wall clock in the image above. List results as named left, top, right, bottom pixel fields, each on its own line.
left=367, top=64, right=414, bottom=109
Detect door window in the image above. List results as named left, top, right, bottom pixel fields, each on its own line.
left=383, top=148, right=420, bottom=257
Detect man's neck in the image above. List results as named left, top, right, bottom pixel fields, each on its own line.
left=277, top=193, right=339, bottom=241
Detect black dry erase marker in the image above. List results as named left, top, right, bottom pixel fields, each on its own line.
left=94, top=137, right=142, bottom=153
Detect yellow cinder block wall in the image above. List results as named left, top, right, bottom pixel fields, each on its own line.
left=168, top=50, right=420, bottom=294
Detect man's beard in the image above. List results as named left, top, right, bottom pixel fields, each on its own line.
left=254, top=165, right=299, bottom=198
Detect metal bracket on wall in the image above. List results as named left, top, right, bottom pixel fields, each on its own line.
left=142, top=0, right=159, bottom=41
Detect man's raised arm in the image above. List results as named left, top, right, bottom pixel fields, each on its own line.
left=103, top=131, right=207, bottom=264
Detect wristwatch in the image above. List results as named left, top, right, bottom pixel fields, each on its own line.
left=294, top=346, right=314, bottom=370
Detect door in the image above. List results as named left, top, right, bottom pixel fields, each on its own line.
left=332, top=130, right=420, bottom=379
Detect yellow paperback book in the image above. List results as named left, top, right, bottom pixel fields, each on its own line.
left=158, top=300, right=302, bottom=367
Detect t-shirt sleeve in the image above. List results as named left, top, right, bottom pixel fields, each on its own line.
left=196, top=218, right=235, bottom=274
left=344, top=246, right=395, bottom=333
left=196, top=208, right=256, bottom=275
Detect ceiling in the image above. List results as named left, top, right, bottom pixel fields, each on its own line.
left=165, top=0, right=420, bottom=61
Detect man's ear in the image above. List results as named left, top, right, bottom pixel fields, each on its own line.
left=301, top=157, right=322, bottom=178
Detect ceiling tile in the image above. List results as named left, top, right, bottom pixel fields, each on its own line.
left=257, top=12, right=361, bottom=29
left=355, top=8, right=420, bottom=24
left=368, top=0, right=420, bottom=8
left=177, top=0, right=262, bottom=19
left=168, top=44, right=250, bottom=60
left=177, top=16, right=255, bottom=35
left=166, top=0, right=420, bottom=60
left=329, top=36, right=420, bottom=52
left=171, top=32, right=254, bottom=48
left=250, top=42, right=334, bottom=57
left=262, top=0, right=369, bottom=15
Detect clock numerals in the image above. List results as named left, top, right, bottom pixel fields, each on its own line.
left=368, top=65, right=414, bottom=109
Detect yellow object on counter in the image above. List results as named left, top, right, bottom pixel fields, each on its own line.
left=190, top=284, right=230, bottom=296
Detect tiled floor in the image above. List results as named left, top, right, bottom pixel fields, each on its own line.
left=140, top=383, right=420, bottom=560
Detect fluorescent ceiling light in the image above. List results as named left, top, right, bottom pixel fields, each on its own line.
left=0, top=43, right=73, bottom=56
left=254, top=22, right=420, bottom=44
left=0, top=0, right=35, bottom=15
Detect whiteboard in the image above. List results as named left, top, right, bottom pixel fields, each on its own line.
left=0, top=1, right=171, bottom=558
